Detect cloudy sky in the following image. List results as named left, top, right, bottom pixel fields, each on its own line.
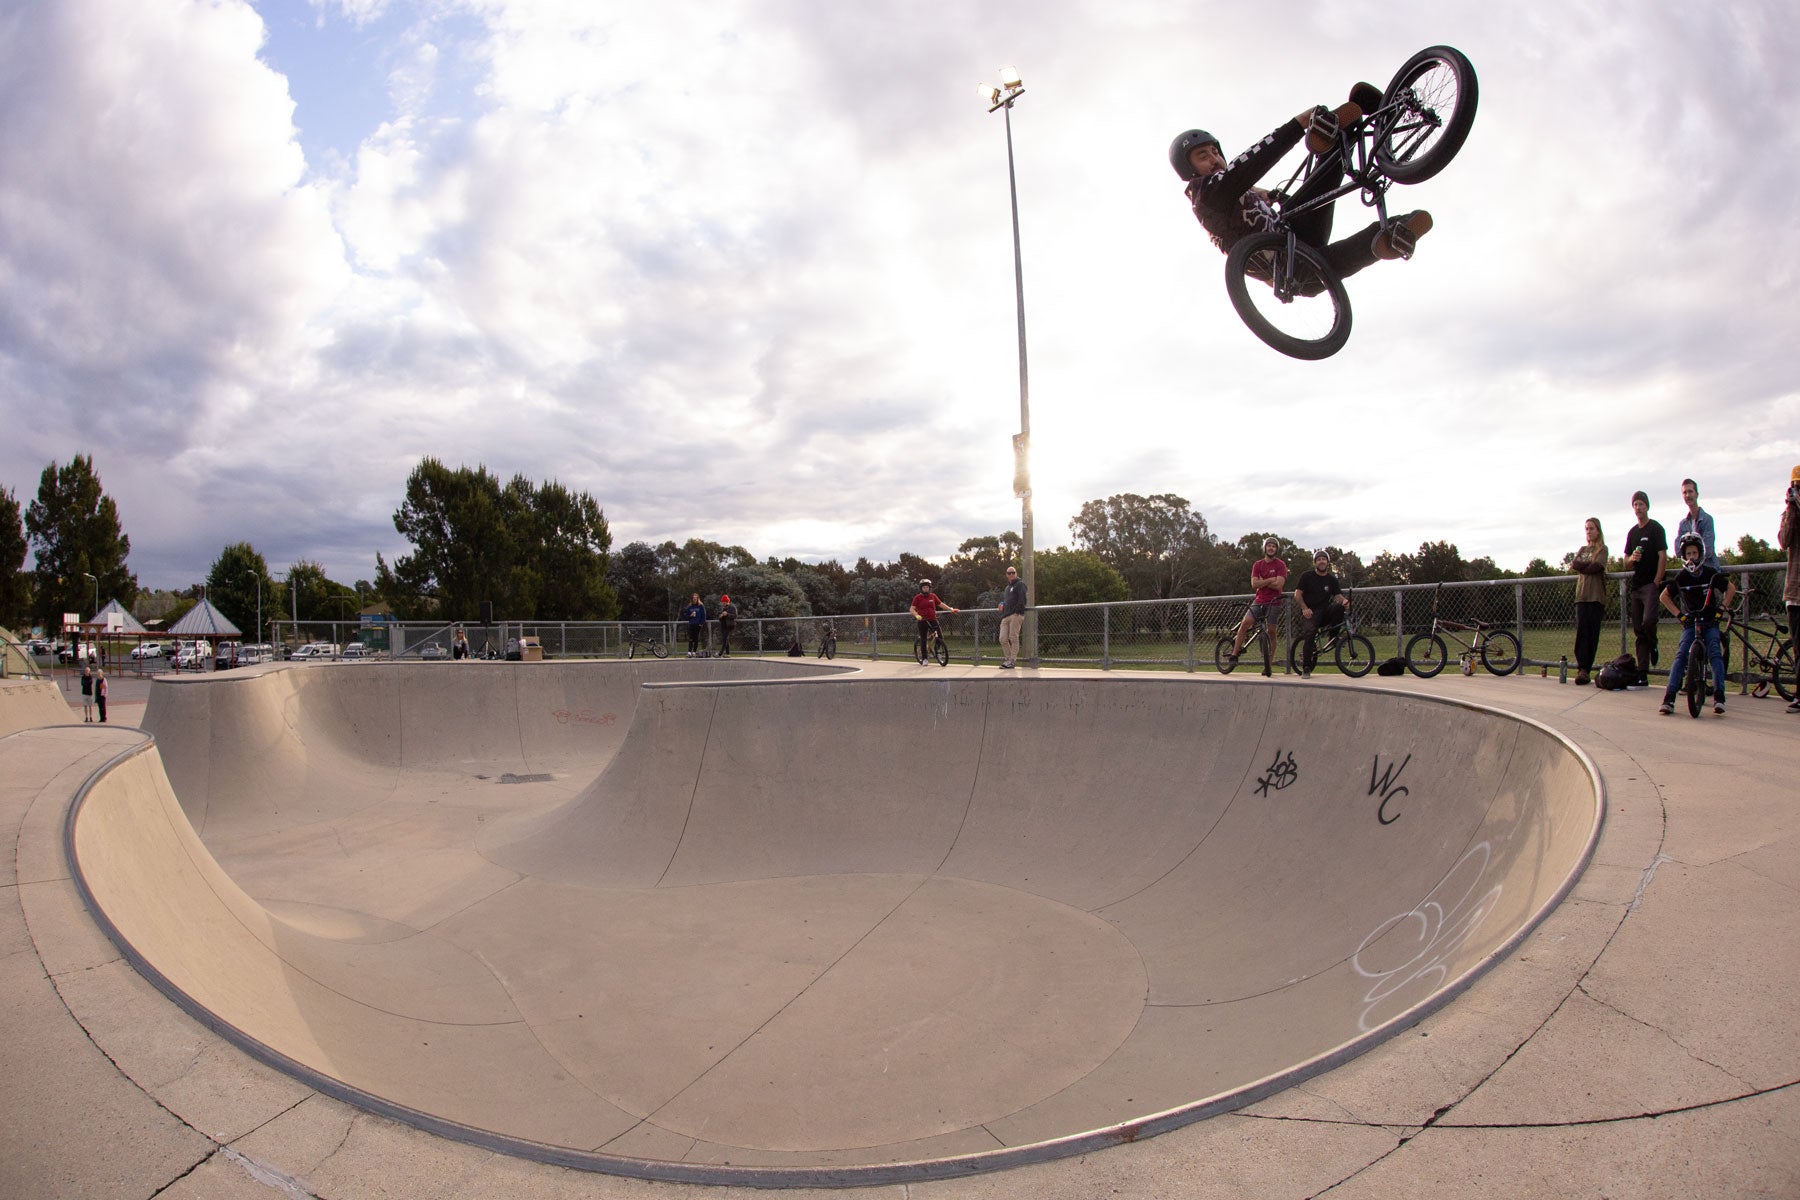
left=2, top=0, right=1795, bottom=590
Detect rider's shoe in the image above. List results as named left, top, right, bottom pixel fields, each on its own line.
left=1714, top=702, right=1726, bottom=716
left=1374, top=210, right=1433, bottom=260
left=1305, top=101, right=1363, bottom=154
left=1787, top=697, right=1800, bottom=713
left=1658, top=701, right=1674, bottom=715
left=1350, top=81, right=1384, bottom=112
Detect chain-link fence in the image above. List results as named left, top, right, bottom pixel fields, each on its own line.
left=264, top=562, right=1792, bottom=689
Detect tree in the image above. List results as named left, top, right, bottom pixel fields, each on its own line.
left=1408, top=540, right=1468, bottom=585
left=607, top=541, right=670, bottom=620
left=660, top=538, right=756, bottom=604
left=718, top=563, right=809, bottom=619
left=940, top=533, right=1019, bottom=608
left=204, top=543, right=274, bottom=641
left=1035, top=548, right=1130, bottom=606
left=1723, top=535, right=1782, bottom=566
left=0, top=486, right=29, bottom=629
left=1070, top=493, right=1214, bottom=600
left=390, top=459, right=516, bottom=620
left=505, top=476, right=618, bottom=620
left=1522, top=557, right=1559, bottom=578
left=24, top=456, right=136, bottom=631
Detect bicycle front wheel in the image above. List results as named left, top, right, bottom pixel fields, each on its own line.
left=1214, top=636, right=1241, bottom=674
left=1337, top=633, right=1377, bottom=678
left=1685, top=653, right=1703, bottom=717
left=626, top=641, right=638, bottom=660
left=1479, top=630, right=1521, bottom=676
left=1224, top=232, right=1352, bottom=360
left=821, top=637, right=836, bottom=660
left=932, top=636, right=949, bottom=667
left=1405, top=633, right=1448, bottom=678
left=1377, top=45, right=1478, bottom=183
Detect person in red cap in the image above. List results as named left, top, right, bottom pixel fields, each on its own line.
left=717, top=594, right=738, bottom=657
left=1781, top=465, right=1800, bottom=712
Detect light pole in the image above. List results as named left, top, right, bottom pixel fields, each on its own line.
left=245, top=571, right=262, bottom=645
left=981, top=66, right=1036, bottom=665
left=82, top=571, right=98, bottom=664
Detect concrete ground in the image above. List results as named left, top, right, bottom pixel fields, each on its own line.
left=2, top=661, right=1796, bottom=1198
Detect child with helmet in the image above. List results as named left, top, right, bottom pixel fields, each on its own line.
left=1171, top=84, right=1434, bottom=282
left=1657, top=532, right=1736, bottom=716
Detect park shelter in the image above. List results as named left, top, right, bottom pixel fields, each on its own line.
left=166, top=598, right=242, bottom=640
left=94, top=599, right=146, bottom=632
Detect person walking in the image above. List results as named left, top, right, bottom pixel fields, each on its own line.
left=682, top=593, right=708, bottom=657
left=79, top=663, right=93, bottom=722
left=717, top=594, right=738, bottom=657
left=94, top=670, right=108, bottom=724
left=1780, top=465, right=1800, bottom=713
left=1623, top=490, right=1667, bottom=687
left=996, top=565, right=1027, bottom=669
left=1570, top=517, right=1609, bottom=687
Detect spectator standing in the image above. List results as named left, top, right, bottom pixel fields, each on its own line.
left=1227, top=539, right=1289, bottom=677
left=1570, top=518, right=1609, bottom=686
left=681, top=593, right=708, bottom=657
left=1780, top=465, right=1800, bottom=713
left=1677, top=478, right=1719, bottom=569
left=79, top=664, right=93, bottom=722
left=717, top=595, right=738, bottom=657
left=1623, top=491, right=1667, bottom=687
left=996, top=566, right=1027, bottom=669
left=94, top=670, right=108, bottom=724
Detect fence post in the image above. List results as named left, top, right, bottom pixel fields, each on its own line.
left=1102, top=605, right=1111, bottom=670
left=1394, top=589, right=1405, bottom=658
left=1514, top=583, right=1525, bottom=646
left=1619, top=576, right=1630, bottom=656
left=1186, top=602, right=1195, bottom=672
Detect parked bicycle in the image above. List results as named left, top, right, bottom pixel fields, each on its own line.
left=915, top=624, right=949, bottom=666
left=625, top=628, right=669, bottom=659
left=1215, top=620, right=1278, bottom=675
left=1720, top=610, right=1793, bottom=702
left=1223, top=45, right=1478, bottom=359
left=1287, top=591, right=1376, bottom=677
left=1405, top=583, right=1520, bottom=678
left=816, top=623, right=837, bottom=660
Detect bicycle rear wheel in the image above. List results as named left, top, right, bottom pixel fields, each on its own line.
left=1479, top=629, right=1521, bottom=676
left=932, top=636, right=949, bottom=667
left=1337, top=633, right=1377, bottom=678
left=1405, top=632, right=1448, bottom=678
left=1773, top=640, right=1794, bottom=702
left=820, top=636, right=836, bottom=660
left=1376, top=45, right=1478, bottom=183
left=651, top=640, right=669, bottom=659
left=1224, top=232, right=1352, bottom=360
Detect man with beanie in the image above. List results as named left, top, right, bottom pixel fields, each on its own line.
left=1623, top=490, right=1668, bottom=687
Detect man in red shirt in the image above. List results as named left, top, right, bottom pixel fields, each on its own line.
left=909, top=580, right=958, bottom=663
left=1228, top=539, right=1289, bottom=676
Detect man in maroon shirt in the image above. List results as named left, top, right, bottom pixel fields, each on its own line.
left=1228, top=540, right=1289, bottom=677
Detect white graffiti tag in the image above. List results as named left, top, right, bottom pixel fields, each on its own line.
left=1351, top=841, right=1502, bottom=1033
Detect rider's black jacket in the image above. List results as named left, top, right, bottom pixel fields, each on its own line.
left=1185, top=119, right=1306, bottom=253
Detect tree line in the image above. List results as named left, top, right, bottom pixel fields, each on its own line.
left=2, top=459, right=1784, bottom=640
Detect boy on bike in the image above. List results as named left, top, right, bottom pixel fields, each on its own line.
left=910, top=580, right=957, bottom=656
left=1229, top=539, right=1288, bottom=676
left=1657, top=532, right=1735, bottom=716
left=1295, top=551, right=1350, bottom=678
left=1171, top=85, right=1434, bottom=282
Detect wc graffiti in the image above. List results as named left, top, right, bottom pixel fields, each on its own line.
left=1368, top=752, right=1411, bottom=825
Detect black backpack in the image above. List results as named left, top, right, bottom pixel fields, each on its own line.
left=1595, top=653, right=1636, bottom=690
left=1375, top=656, right=1406, bottom=677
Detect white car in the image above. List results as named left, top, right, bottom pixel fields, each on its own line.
left=174, top=643, right=213, bottom=670
left=341, top=643, right=374, bottom=660
left=288, top=643, right=338, bottom=661
left=418, top=643, right=449, bottom=660
left=130, top=642, right=165, bottom=660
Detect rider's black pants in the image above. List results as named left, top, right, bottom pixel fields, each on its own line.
left=1289, top=158, right=1383, bottom=281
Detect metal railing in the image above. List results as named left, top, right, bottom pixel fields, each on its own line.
left=262, top=562, right=1791, bottom=688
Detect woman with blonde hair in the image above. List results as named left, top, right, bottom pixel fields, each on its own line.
left=1571, top=517, right=1609, bottom=686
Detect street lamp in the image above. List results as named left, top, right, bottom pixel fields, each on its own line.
left=82, top=571, right=98, bottom=664
left=244, top=571, right=262, bottom=645
left=980, top=65, right=1036, bottom=665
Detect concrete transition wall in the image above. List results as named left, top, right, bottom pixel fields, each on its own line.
left=69, top=661, right=1601, bottom=1185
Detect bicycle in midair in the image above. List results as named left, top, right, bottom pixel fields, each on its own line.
left=1224, top=46, right=1478, bottom=359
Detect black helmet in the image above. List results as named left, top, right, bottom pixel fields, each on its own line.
left=1170, top=129, right=1221, bottom=181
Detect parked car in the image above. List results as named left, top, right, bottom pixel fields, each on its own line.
left=418, top=643, right=448, bottom=660
left=287, top=643, right=338, bottom=661
left=57, top=643, right=97, bottom=664
left=173, top=641, right=213, bottom=670
left=129, top=642, right=165, bottom=660
left=239, top=643, right=274, bottom=665
left=341, top=643, right=374, bottom=660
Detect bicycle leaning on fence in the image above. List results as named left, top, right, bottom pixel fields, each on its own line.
left=1405, top=582, right=1521, bottom=678
left=1288, top=590, right=1377, bottom=677
left=624, top=628, right=669, bottom=659
left=816, top=622, right=837, bottom=660
left=1719, top=609, right=1793, bottom=702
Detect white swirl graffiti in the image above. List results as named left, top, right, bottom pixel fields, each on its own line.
left=1351, top=841, right=1502, bottom=1033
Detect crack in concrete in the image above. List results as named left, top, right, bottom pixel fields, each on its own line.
left=1575, top=981, right=1752, bottom=1087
